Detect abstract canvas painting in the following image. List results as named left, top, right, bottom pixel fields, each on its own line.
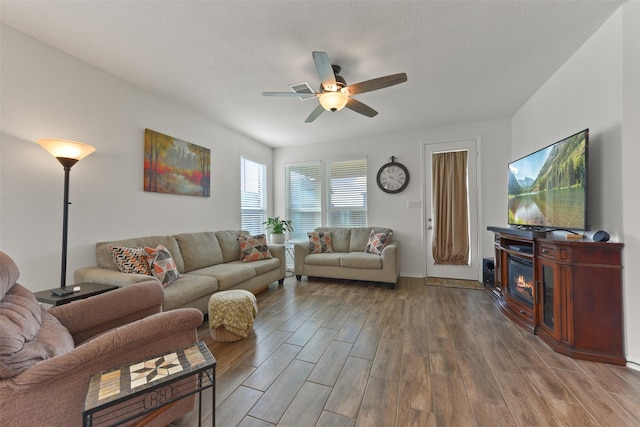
left=144, top=129, right=211, bottom=197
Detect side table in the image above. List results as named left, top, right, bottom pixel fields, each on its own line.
left=34, top=282, right=118, bottom=306
left=83, top=341, right=216, bottom=427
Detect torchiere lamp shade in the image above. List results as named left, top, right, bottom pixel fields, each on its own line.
left=37, top=138, right=96, bottom=164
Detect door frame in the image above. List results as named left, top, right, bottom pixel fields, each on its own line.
left=421, top=137, right=482, bottom=281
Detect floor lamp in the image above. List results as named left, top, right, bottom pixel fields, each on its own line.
left=38, top=138, right=96, bottom=296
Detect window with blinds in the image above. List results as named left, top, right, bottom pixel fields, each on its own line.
left=327, top=158, right=367, bottom=227
left=285, top=162, right=321, bottom=240
left=240, top=157, right=267, bottom=235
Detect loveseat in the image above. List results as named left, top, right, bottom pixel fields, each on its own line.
left=294, top=227, right=400, bottom=288
left=75, top=230, right=285, bottom=314
left=0, top=251, right=203, bottom=426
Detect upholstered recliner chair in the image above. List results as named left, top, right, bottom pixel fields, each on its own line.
left=0, top=251, right=204, bottom=426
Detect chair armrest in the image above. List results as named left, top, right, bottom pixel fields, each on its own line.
left=75, top=266, right=161, bottom=287
left=7, top=308, right=203, bottom=388
left=49, top=281, right=165, bottom=345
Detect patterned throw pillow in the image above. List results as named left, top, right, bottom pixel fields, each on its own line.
left=238, top=234, right=273, bottom=262
left=365, top=230, right=393, bottom=255
left=144, top=244, right=181, bottom=286
left=308, top=231, right=333, bottom=254
left=109, top=246, right=152, bottom=275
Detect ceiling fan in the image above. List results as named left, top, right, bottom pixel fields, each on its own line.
left=262, top=51, right=408, bottom=123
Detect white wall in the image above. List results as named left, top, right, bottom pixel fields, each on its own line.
left=512, top=5, right=640, bottom=364
left=273, top=119, right=510, bottom=278
left=0, top=25, right=273, bottom=291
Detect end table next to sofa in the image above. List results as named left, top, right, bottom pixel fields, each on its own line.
left=34, top=282, right=118, bottom=306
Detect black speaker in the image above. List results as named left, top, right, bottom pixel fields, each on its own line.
left=482, top=257, right=495, bottom=286
left=593, top=230, right=610, bottom=242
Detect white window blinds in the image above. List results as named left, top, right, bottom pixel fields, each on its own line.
left=241, top=157, right=267, bottom=235
left=327, top=158, right=367, bottom=227
left=286, top=162, right=321, bottom=240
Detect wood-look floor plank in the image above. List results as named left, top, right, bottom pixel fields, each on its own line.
left=316, top=411, right=356, bottom=427
left=324, top=356, right=373, bottom=418
left=172, top=277, right=640, bottom=427
left=355, top=376, right=399, bottom=427
left=308, top=340, right=353, bottom=386
left=277, top=381, right=331, bottom=427
left=214, top=386, right=263, bottom=427
left=431, top=373, right=475, bottom=426
left=552, top=366, right=639, bottom=426
left=242, top=343, right=301, bottom=391
left=248, top=359, right=315, bottom=424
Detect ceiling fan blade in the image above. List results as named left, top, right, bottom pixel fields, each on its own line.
left=305, top=104, right=325, bottom=123
left=262, top=91, right=317, bottom=99
left=312, top=51, right=338, bottom=91
left=341, top=73, right=407, bottom=96
left=345, top=97, right=378, bottom=118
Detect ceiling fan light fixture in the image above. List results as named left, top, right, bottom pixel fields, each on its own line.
left=319, top=91, right=348, bottom=112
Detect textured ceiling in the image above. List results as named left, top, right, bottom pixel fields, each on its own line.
left=0, top=1, right=625, bottom=147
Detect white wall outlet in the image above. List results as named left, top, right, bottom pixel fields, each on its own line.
left=406, top=201, right=421, bottom=208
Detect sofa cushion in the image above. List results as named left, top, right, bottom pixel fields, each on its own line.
left=190, top=261, right=256, bottom=291
left=161, top=273, right=219, bottom=311
left=308, top=231, right=333, bottom=254
left=305, top=253, right=343, bottom=267
left=251, top=257, right=281, bottom=276
left=365, top=230, right=393, bottom=255
left=174, top=232, right=223, bottom=271
left=340, top=252, right=383, bottom=269
left=315, top=227, right=350, bottom=253
left=350, top=227, right=393, bottom=252
left=109, top=246, right=152, bottom=275
left=215, top=230, right=245, bottom=263
left=97, top=236, right=184, bottom=272
left=238, top=234, right=272, bottom=262
left=144, top=244, right=181, bottom=286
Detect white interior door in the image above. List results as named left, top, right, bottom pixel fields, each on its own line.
left=423, top=138, right=480, bottom=281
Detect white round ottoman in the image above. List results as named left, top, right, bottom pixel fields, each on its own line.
left=208, top=290, right=258, bottom=342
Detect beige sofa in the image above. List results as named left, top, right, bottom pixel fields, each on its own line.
left=294, top=227, right=400, bottom=288
left=75, top=230, right=285, bottom=314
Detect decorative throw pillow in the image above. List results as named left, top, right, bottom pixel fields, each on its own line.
left=238, top=234, right=273, bottom=262
left=308, top=231, right=333, bottom=254
left=144, top=244, right=181, bottom=286
left=109, top=246, right=152, bottom=275
left=365, top=230, right=393, bottom=255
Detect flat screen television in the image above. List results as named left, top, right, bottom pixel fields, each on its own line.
left=508, top=129, right=589, bottom=231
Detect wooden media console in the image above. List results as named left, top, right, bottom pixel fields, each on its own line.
left=489, top=227, right=625, bottom=365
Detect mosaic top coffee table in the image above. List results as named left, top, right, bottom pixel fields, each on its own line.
left=83, top=341, right=216, bottom=427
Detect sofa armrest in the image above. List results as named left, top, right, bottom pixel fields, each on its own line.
left=381, top=241, right=400, bottom=282
left=268, top=243, right=286, bottom=278
left=294, top=241, right=310, bottom=275
left=7, top=308, right=203, bottom=388
left=49, top=281, right=165, bottom=345
left=75, top=266, right=161, bottom=287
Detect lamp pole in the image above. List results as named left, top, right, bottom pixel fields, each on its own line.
left=55, top=157, right=79, bottom=294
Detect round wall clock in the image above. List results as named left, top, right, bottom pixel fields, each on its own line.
left=377, top=156, right=409, bottom=194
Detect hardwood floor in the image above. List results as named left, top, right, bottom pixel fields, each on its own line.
left=172, top=277, right=640, bottom=426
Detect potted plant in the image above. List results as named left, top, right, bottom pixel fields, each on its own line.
left=263, top=217, right=293, bottom=244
